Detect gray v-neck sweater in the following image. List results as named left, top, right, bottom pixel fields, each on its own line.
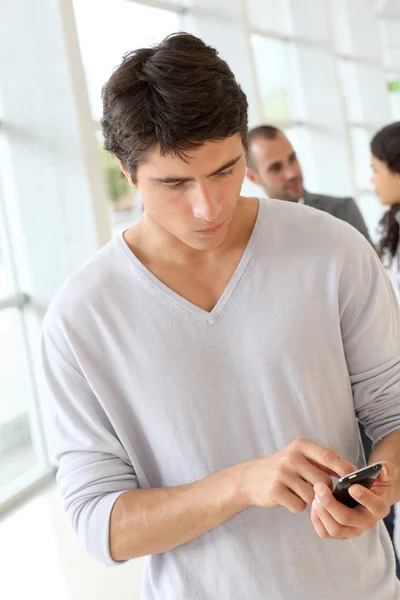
left=42, top=198, right=400, bottom=599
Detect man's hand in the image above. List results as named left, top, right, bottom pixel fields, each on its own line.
left=311, top=460, right=397, bottom=540
left=240, top=438, right=356, bottom=514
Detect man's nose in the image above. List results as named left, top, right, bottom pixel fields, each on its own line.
left=192, top=183, right=222, bottom=222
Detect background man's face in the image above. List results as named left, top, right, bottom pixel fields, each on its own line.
left=247, top=133, right=304, bottom=202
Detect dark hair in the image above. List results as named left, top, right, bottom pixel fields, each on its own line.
left=101, top=33, right=248, bottom=183
left=371, top=122, right=400, bottom=266
left=247, top=125, right=283, bottom=169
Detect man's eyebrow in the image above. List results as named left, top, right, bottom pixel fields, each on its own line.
left=207, top=154, right=242, bottom=177
left=150, top=154, right=242, bottom=184
left=267, top=160, right=282, bottom=172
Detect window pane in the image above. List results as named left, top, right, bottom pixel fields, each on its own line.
left=350, top=126, right=373, bottom=191
left=0, top=226, right=15, bottom=300
left=0, top=208, right=44, bottom=501
left=251, top=35, right=292, bottom=122
left=95, top=130, right=142, bottom=235
left=388, top=73, right=400, bottom=120
left=246, top=0, right=291, bottom=35
left=332, top=0, right=382, bottom=60
left=284, top=126, right=317, bottom=191
left=339, top=61, right=391, bottom=124
left=0, top=306, right=37, bottom=493
left=294, top=47, right=342, bottom=128
left=305, top=129, right=353, bottom=196
left=338, top=60, right=362, bottom=122
left=289, top=0, right=330, bottom=44
left=73, top=0, right=180, bottom=233
left=73, top=0, right=180, bottom=121
left=381, top=18, right=400, bottom=71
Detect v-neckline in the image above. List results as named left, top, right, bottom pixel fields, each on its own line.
left=116, top=199, right=266, bottom=325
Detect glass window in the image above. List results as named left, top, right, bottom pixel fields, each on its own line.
left=0, top=229, right=14, bottom=300
left=338, top=60, right=363, bottom=122
left=284, top=126, right=318, bottom=191
left=246, top=0, right=291, bottom=35
left=0, top=308, right=37, bottom=493
left=251, top=35, right=292, bottom=122
left=289, top=0, right=330, bottom=44
left=294, top=47, right=342, bottom=128
left=350, top=126, right=374, bottom=191
left=0, top=222, right=39, bottom=502
left=388, top=73, right=400, bottom=120
left=339, top=60, right=391, bottom=125
left=381, top=18, right=400, bottom=70
left=95, top=129, right=142, bottom=236
left=332, top=0, right=382, bottom=61
left=73, top=0, right=180, bottom=121
left=73, top=0, right=180, bottom=230
left=306, top=129, right=353, bottom=196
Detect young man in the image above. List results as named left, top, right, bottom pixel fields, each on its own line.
left=42, top=34, right=400, bottom=599
left=246, top=125, right=373, bottom=244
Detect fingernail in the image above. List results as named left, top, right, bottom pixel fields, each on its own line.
left=315, top=484, right=325, bottom=499
left=351, top=486, right=361, bottom=498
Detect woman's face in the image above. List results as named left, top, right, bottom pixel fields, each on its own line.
left=371, top=155, right=400, bottom=205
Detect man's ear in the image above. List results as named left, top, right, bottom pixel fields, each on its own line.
left=246, top=167, right=260, bottom=186
left=116, top=158, right=137, bottom=188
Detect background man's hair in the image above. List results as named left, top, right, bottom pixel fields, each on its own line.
left=246, top=125, right=283, bottom=170
left=101, top=32, right=248, bottom=182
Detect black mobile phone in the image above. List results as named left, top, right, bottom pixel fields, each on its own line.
left=332, top=462, right=383, bottom=508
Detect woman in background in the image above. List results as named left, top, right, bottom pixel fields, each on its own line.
left=370, top=120, right=400, bottom=578
left=371, top=121, right=400, bottom=288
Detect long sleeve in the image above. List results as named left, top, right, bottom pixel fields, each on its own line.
left=41, top=327, right=138, bottom=565
left=339, top=238, right=400, bottom=443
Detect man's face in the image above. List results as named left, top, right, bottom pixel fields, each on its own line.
left=132, top=135, right=246, bottom=250
left=247, top=133, right=304, bottom=202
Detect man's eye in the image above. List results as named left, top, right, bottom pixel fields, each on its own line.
left=217, top=169, right=233, bottom=177
left=166, top=182, right=185, bottom=189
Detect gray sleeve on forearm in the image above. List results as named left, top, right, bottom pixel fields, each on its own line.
left=41, top=330, right=138, bottom=565
left=340, top=240, right=400, bottom=443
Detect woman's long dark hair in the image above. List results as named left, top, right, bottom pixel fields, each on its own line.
left=371, top=122, right=400, bottom=266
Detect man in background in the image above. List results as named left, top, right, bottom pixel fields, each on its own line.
left=246, top=124, right=373, bottom=244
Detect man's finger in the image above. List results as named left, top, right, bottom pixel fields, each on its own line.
left=348, top=484, right=389, bottom=518
left=314, top=497, right=361, bottom=539
left=298, top=439, right=356, bottom=478
left=277, top=488, right=308, bottom=514
left=311, top=501, right=330, bottom=538
left=314, top=483, right=375, bottom=528
left=368, top=461, right=396, bottom=498
left=297, top=459, right=334, bottom=489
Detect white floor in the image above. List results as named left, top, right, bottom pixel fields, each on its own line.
left=0, top=482, right=144, bottom=600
